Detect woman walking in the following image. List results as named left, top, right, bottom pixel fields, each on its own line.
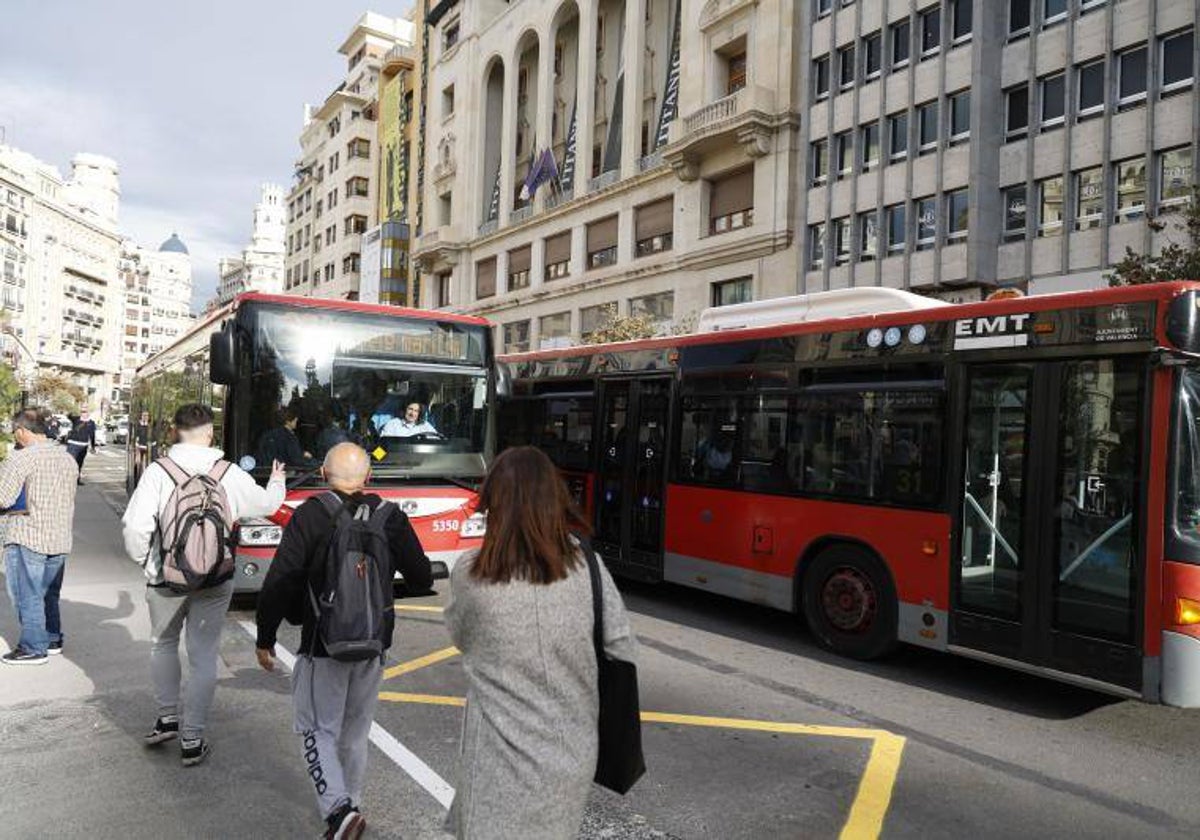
left=445, top=446, right=637, bottom=840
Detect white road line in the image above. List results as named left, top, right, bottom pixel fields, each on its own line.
left=235, top=620, right=456, bottom=809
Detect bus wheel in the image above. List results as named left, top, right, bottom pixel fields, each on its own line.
left=802, top=545, right=898, bottom=661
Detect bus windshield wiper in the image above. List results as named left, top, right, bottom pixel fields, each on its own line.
left=443, top=476, right=479, bottom=493
left=286, top=465, right=323, bottom=491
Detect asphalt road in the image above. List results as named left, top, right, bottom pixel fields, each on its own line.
left=1, top=448, right=1198, bottom=839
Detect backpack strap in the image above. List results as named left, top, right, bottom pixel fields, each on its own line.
left=208, top=460, right=232, bottom=482
left=316, top=492, right=345, bottom=518
left=156, top=457, right=189, bottom=487
left=367, top=500, right=393, bottom=528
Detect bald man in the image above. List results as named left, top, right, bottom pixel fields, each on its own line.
left=255, top=443, right=432, bottom=839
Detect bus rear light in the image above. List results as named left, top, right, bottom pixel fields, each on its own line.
left=922, top=540, right=938, bottom=556
left=1176, top=597, right=1200, bottom=626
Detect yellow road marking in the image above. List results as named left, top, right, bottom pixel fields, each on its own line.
left=379, top=692, right=465, bottom=707
left=382, top=646, right=460, bottom=681
left=381, top=641, right=906, bottom=839
left=394, top=604, right=445, bottom=613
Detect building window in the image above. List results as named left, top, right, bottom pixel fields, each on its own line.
left=1075, top=167, right=1104, bottom=230
left=443, top=20, right=460, bottom=51
left=709, top=168, right=755, bottom=234
left=858, top=212, right=878, bottom=261
left=1114, top=159, right=1147, bottom=221
left=1118, top=46, right=1148, bottom=106
left=816, top=0, right=832, bottom=16
left=1006, top=84, right=1029, bottom=138
left=630, top=291, right=674, bottom=322
left=1038, top=176, right=1064, bottom=236
left=835, top=131, right=853, bottom=178
left=436, top=272, right=452, bottom=307
left=889, top=112, right=908, bottom=161
left=1161, top=30, right=1195, bottom=94
left=920, top=7, right=941, bottom=58
left=812, top=139, right=829, bottom=185
left=1160, top=147, right=1194, bottom=211
left=809, top=222, right=826, bottom=269
left=727, top=50, right=748, bottom=95
left=863, top=32, right=882, bottom=80
left=586, top=216, right=619, bottom=268
left=581, top=303, right=615, bottom=337
left=711, top=277, right=753, bottom=307
left=1077, top=60, right=1105, bottom=118
left=918, top=101, right=938, bottom=153
left=916, top=197, right=937, bottom=250
left=342, top=253, right=361, bottom=275
left=1040, top=73, right=1065, bottom=128
left=946, top=189, right=969, bottom=241
left=839, top=44, right=856, bottom=90
left=951, top=0, right=972, bottom=43
left=443, top=85, right=455, bottom=116
left=860, top=123, right=880, bottom=171
left=1043, top=0, right=1066, bottom=27
left=814, top=55, right=830, bottom=99
left=545, top=231, right=571, bottom=279
left=890, top=19, right=910, bottom=69
left=503, top=320, right=530, bottom=353
left=635, top=197, right=674, bottom=256
left=345, top=215, right=368, bottom=235
left=833, top=218, right=851, bottom=265
left=508, top=246, right=531, bottom=291
left=886, top=204, right=906, bottom=253
left=347, top=138, right=370, bottom=159
left=346, top=177, right=369, bottom=198
left=949, top=91, right=970, bottom=143
left=539, top=312, right=572, bottom=349
left=1004, top=185, right=1027, bottom=240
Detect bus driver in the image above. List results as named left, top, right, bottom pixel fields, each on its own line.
left=381, top=402, right=439, bottom=438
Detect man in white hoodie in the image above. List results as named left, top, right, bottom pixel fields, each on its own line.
left=122, top=403, right=287, bottom=767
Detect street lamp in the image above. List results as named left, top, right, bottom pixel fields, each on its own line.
left=0, top=323, right=36, bottom=406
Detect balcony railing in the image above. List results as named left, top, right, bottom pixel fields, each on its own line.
left=638, top=152, right=666, bottom=173
left=510, top=205, right=534, bottom=225
left=683, top=91, right=740, bottom=134
left=478, top=219, right=499, bottom=237
left=588, top=170, right=621, bottom=193
left=545, top=192, right=568, bottom=211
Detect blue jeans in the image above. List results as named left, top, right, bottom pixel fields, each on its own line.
left=3, top=544, right=67, bottom=655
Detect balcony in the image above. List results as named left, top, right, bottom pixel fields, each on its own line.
left=587, top=170, right=621, bottom=194
left=383, top=43, right=416, bottom=70
left=478, top=219, right=499, bottom=237
left=638, top=152, right=666, bottom=173
left=661, top=85, right=783, bottom=181
left=412, top=225, right=466, bottom=271
left=509, top=205, right=534, bottom=225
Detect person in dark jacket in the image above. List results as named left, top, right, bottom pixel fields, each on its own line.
left=255, top=442, right=432, bottom=840
left=256, top=407, right=314, bottom=468
left=65, top=410, right=96, bottom=484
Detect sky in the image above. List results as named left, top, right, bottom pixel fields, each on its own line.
left=0, top=1, right=412, bottom=311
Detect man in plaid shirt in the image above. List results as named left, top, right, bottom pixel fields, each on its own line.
left=0, top=408, right=79, bottom=665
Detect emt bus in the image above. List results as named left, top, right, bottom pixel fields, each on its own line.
left=498, top=282, right=1200, bottom=706
left=129, top=293, right=494, bottom=591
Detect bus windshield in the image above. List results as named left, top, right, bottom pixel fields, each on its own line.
left=1173, top=367, right=1200, bottom=560
left=238, top=304, right=490, bottom=483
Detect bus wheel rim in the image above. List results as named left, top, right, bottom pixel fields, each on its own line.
left=821, top=566, right=876, bottom=633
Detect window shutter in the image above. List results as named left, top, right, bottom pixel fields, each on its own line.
left=508, top=246, right=531, bottom=273
left=709, top=168, right=754, bottom=219
left=545, top=232, right=571, bottom=264
left=475, top=257, right=496, bottom=298
left=586, top=216, right=619, bottom=252
left=635, top=198, right=674, bottom=240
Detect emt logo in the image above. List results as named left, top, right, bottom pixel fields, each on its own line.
left=953, top=313, right=1032, bottom=350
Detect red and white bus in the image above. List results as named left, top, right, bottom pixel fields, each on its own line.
left=130, top=293, right=494, bottom=591
left=498, top=282, right=1200, bottom=706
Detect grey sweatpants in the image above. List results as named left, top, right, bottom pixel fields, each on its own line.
left=146, top=580, right=234, bottom=741
left=292, top=655, right=383, bottom=819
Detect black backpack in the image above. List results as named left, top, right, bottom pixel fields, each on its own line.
left=309, top=493, right=393, bottom=661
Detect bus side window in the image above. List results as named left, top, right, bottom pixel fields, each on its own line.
left=679, top=394, right=738, bottom=486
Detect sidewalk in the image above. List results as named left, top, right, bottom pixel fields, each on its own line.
left=0, top=474, right=408, bottom=838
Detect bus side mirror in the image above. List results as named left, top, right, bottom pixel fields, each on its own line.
left=495, top=361, right=512, bottom=399
left=210, top=322, right=237, bottom=385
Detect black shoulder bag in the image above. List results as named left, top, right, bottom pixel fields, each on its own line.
left=584, top=544, right=646, bottom=794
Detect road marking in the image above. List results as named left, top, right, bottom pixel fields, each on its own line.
left=394, top=604, right=446, bottom=613
left=380, top=635, right=907, bottom=839
left=383, top=646, right=460, bottom=681
left=236, top=620, right=456, bottom=810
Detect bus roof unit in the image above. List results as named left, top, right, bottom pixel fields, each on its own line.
left=696, top=288, right=952, bottom=333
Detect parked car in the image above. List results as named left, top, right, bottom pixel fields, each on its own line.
left=94, top=424, right=107, bottom=447
left=109, top=418, right=129, bottom=445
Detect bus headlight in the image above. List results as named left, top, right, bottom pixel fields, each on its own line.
left=239, top=525, right=283, bottom=546
left=461, top=513, right=487, bottom=539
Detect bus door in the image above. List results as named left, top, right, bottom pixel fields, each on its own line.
left=594, top=376, right=671, bottom=582
left=953, top=359, right=1145, bottom=690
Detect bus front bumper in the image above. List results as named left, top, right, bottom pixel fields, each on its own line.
left=1162, top=630, right=1200, bottom=708
left=232, top=547, right=459, bottom=594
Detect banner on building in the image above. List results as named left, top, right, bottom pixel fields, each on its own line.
left=359, top=226, right=383, bottom=304
left=654, top=0, right=682, bottom=150
left=559, top=102, right=578, bottom=194
left=601, top=72, right=624, bottom=175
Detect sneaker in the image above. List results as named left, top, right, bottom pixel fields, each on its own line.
left=324, top=803, right=365, bottom=840
left=1, top=648, right=48, bottom=666
left=144, top=716, right=179, bottom=746
left=180, top=737, right=210, bottom=767
left=47, top=641, right=63, bottom=656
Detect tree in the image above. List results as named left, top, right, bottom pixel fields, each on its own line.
left=581, top=305, right=698, bottom=345
left=31, top=371, right=84, bottom=414
left=1108, top=188, right=1200, bottom=286
left=0, top=362, right=20, bottom=416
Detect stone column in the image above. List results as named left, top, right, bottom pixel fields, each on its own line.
left=575, top=0, right=598, bottom=198
left=500, top=58, right=518, bottom=225
left=621, top=0, right=647, bottom=179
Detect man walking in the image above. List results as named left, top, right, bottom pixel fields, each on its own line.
left=122, top=403, right=286, bottom=766
left=255, top=443, right=432, bottom=839
left=0, top=408, right=79, bottom=665
left=65, top=409, right=96, bottom=484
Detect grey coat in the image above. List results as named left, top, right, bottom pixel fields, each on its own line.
left=444, top=547, right=638, bottom=840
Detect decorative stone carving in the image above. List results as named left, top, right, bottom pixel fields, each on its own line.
left=699, top=0, right=759, bottom=31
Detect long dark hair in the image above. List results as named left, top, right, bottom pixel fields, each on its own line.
left=471, top=446, right=590, bottom=584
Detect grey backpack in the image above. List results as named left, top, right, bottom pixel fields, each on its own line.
left=155, top=457, right=235, bottom=591
left=310, top=493, right=393, bottom=661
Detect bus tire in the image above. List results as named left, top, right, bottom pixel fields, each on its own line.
left=801, top=544, right=898, bottom=661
